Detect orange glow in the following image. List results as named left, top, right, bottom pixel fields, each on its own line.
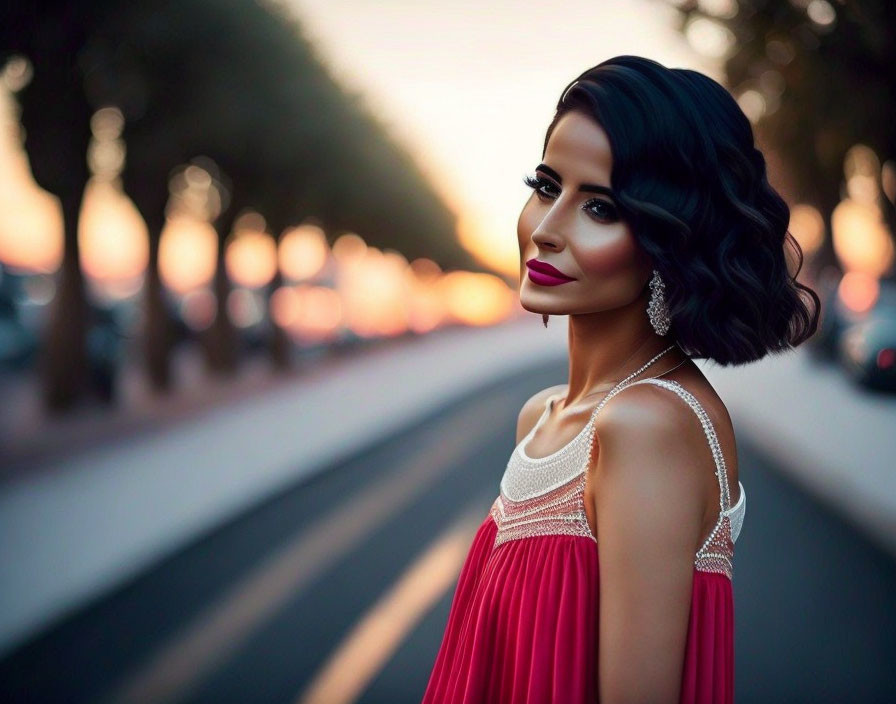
left=289, top=284, right=344, bottom=342
left=831, top=198, right=894, bottom=277
left=0, top=85, right=63, bottom=272
left=332, top=232, right=367, bottom=264
left=837, top=271, right=879, bottom=315
left=843, top=144, right=880, bottom=206
left=438, top=271, right=516, bottom=326
left=279, top=224, right=329, bottom=281
left=337, top=245, right=411, bottom=337
left=456, top=210, right=518, bottom=279
left=159, top=213, right=219, bottom=295
left=788, top=203, right=824, bottom=257
left=0, top=184, right=63, bottom=272
left=270, top=285, right=301, bottom=328
left=225, top=227, right=278, bottom=289
left=407, top=258, right=448, bottom=333
left=410, top=257, right=442, bottom=281
left=78, top=178, right=149, bottom=284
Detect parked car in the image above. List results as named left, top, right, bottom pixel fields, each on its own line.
left=0, top=269, right=38, bottom=371
left=837, top=279, right=896, bottom=393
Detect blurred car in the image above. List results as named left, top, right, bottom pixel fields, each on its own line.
left=86, top=302, right=128, bottom=403
left=0, top=312, right=37, bottom=370
left=837, top=279, right=896, bottom=393
left=0, top=269, right=38, bottom=371
left=0, top=266, right=130, bottom=400
left=805, top=270, right=858, bottom=362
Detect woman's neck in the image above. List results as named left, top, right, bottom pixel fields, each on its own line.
left=562, top=310, right=686, bottom=408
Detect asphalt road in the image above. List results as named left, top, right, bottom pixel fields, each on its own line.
left=1, top=364, right=894, bottom=703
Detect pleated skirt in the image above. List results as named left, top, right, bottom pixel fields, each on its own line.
left=420, top=512, right=733, bottom=704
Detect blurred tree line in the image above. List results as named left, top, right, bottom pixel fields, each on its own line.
left=0, top=0, right=477, bottom=411
left=667, top=0, right=896, bottom=274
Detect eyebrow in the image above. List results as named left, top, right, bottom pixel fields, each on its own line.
left=535, top=163, right=616, bottom=200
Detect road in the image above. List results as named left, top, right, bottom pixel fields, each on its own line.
left=1, top=364, right=894, bottom=703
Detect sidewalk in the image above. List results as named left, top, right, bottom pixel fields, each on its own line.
left=1, top=316, right=894, bottom=658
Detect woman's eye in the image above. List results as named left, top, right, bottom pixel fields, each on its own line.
left=523, top=174, right=618, bottom=222
left=585, top=198, right=618, bottom=221
left=522, top=174, right=558, bottom=200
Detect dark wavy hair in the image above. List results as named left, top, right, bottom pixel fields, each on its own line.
left=544, top=55, right=820, bottom=367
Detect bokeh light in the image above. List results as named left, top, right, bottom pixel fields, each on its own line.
left=831, top=198, right=894, bottom=277
left=159, top=213, right=219, bottom=295
left=225, top=212, right=278, bottom=289
left=78, top=177, right=149, bottom=292
left=788, top=203, right=825, bottom=257
left=279, top=223, right=329, bottom=281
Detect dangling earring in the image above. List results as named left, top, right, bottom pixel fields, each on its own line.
left=647, top=269, right=671, bottom=336
left=542, top=313, right=549, bottom=328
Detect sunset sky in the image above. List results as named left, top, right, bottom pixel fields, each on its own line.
left=282, top=0, right=721, bottom=277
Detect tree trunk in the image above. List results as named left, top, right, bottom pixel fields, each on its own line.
left=40, top=191, right=89, bottom=412
left=267, top=269, right=291, bottom=370
left=143, top=210, right=175, bottom=390
left=203, top=207, right=239, bottom=375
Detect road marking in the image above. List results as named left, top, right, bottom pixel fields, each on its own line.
left=100, top=390, right=512, bottom=704
left=294, top=497, right=488, bottom=704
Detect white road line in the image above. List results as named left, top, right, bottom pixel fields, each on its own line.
left=100, top=391, right=511, bottom=704
left=294, top=496, right=488, bottom=704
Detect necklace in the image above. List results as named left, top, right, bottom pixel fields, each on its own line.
left=643, top=357, right=688, bottom=382
left=569, top=341, right=685, bottom=407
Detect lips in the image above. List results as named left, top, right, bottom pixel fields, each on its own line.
left=525, top=259, right=576, bottom=286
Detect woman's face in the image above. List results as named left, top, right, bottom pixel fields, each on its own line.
left=517, top=109, right=653, bottom=316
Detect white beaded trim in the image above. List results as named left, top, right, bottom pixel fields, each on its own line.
left=493, top=375, right=745, bottom=578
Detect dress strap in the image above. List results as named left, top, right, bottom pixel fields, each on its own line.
left=591, top=378, right=732, bottom=513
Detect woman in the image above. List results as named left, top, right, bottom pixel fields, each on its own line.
left=420, top=55, right=819, bottom=704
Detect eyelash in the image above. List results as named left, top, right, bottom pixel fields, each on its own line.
left=522, top=174, right=618, bottom=221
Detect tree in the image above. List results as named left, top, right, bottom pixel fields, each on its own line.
left=2, top=0, right=477, bottom=407
left=667, top=0, right=896, bottom=275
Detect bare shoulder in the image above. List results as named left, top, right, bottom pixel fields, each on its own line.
left=592, top=381, right=711, bottom=527
left=593, top=381, right=701, bottom=442
left=515, top=384, right=568, bottom=444
left=594, top=374, right=739, bottom=498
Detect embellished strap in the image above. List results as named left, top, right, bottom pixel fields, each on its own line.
left=600, top=377, right=737, bottom=579
left=606, top=378, right=732, bottom=514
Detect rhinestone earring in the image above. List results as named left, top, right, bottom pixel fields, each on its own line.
left=647, top=269, right=671, bottom=336
left=542, top=313, right=549, bottom=328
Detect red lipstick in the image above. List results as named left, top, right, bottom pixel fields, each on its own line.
left=525, top=259, right=576, bottom=286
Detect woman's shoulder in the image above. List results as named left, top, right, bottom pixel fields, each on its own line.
left=594, top=371, right=726, bottom=439
left=593, top=371, right=737, bottom=496
left=515, top=384, right=568, bottom=444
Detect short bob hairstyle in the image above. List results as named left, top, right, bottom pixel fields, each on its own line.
left=544, top=55, right=820, bottom=367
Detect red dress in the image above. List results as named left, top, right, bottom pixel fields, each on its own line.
left=420, top=378, right=746, bottom=704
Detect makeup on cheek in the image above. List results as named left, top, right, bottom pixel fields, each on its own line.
left=575, top=230, right=642, bottom=277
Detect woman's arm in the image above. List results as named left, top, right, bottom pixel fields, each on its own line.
left=592, top=384, right=710, bottom=704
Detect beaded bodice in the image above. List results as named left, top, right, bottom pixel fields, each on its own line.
left=488, top=378, right=747, bottom=580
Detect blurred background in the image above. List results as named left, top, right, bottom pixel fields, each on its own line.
left=0, top=0, right=894, bottom=702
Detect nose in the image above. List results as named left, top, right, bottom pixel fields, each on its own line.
left=531, top=224, right=565, bottom=252
left=529, top=197, right=572, bottom=252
